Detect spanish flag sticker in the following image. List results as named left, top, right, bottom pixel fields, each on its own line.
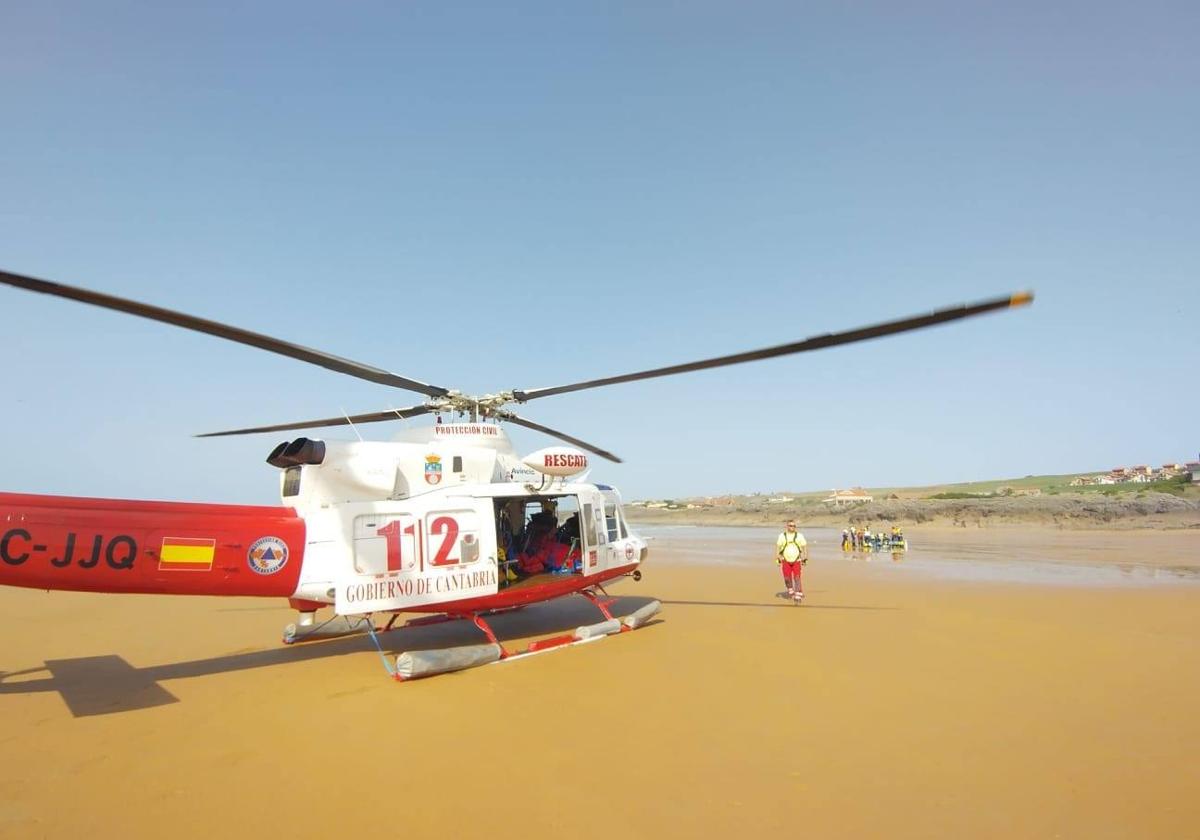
left=159, top=537, right=216, bottom=571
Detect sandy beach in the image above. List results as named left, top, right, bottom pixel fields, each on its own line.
left=2, top=525, right=1198, bottom=838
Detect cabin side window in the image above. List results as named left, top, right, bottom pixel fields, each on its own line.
left=591, top=502, right=606, bottom=545
left=581, top=503, right=595, bottom=549
left=352, top=514, right=417, bottom=575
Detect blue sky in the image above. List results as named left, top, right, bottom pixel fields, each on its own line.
left=2, top=1, right=1197, bottom=503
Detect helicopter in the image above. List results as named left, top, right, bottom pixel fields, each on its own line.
left=0, top=268, right=1032, bottom=679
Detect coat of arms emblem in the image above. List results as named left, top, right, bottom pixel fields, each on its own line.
left=424, top=454, right=443, bottom=485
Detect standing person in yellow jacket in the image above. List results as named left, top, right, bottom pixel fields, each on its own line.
left=776, top=520, right=808, bottom=602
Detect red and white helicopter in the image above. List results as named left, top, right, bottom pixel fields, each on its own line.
left=0, top=269, right=1032, bottom=679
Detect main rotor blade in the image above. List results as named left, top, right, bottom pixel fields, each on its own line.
left=197, top=405, right=434, bottom=438
left=0, top=268, right=450, bottom=398
left=500, top=413, right=623, bottom=463
left=513, top=291, right=1034, bottom=401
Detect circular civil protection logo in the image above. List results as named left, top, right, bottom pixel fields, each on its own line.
left=247, top=536, right=289, bottom=575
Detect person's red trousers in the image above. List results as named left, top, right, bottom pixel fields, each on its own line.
left=780, top=560, right=803, bottom=591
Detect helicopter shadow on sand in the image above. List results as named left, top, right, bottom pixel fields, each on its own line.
left=0, top=593, right=661, bottom=718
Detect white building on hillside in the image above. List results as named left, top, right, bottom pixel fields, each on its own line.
left=824, top=488, right=874, bottom=507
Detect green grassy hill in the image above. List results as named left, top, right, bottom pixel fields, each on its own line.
left=860, top=472, right=1195, bottom=500
left=629, top=471, right=1198, bottom=530
left=641, top=471, right=1198, bottom=506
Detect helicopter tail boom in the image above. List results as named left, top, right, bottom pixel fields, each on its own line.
left=0, top=492, right=305, bottom=597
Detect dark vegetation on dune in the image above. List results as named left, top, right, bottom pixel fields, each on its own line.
left=629, top=477, right=1200, bottom=530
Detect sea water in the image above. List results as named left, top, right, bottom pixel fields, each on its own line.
left=632, top=523, right=1200, bottom=587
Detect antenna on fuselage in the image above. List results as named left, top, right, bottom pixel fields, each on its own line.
left=387, top=405, right=412, bottom=429
left=340, top=407, right=364, bottom=442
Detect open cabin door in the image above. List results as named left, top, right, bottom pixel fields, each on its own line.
left=336, top=499, right=498, bottom=615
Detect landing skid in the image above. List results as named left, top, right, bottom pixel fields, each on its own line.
left=282, top=613, right=373, bottom=644
left=281, top=603, right=529, bottom=645
left=383, top=587, right=662, bottom=681
left=282, top=589, right=662, bottom=677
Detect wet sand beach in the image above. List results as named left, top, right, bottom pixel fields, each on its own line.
left=2, top=526, right=1198, bottom=838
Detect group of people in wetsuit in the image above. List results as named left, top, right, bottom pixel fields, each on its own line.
left=497, top=500, right=583, bottom=584
left=841, top=525, right=906, bottom=552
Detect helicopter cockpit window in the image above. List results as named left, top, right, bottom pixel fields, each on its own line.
left=605, top=504, right=619, bottom=542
